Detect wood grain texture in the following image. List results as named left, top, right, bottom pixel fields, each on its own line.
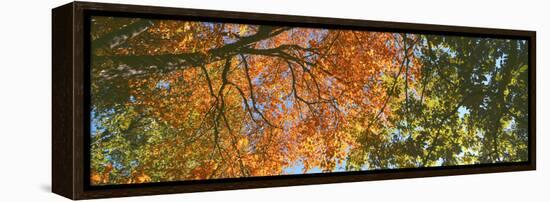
left=52, top=2, right=74, bottom=200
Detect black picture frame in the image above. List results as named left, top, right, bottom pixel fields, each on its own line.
left=52, top=1, right=536, bottom=200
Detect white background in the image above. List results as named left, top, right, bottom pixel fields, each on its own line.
left=0, top=0, right=547, bottom=201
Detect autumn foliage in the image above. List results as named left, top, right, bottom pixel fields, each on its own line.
left=89, top=17, right=529, bottom=185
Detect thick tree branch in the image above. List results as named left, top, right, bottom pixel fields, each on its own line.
left=92, top=19, right=155, bottom=52
left=94, top=26, right=291, bottom=82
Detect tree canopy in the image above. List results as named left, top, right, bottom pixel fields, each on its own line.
left=89, top=16, right=529, bottom=185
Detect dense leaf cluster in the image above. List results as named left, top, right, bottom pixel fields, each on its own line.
left=89, top=17, right=529, bottom=185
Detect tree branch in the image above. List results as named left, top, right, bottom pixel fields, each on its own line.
left=240, top=54, right=282, bottom=129
left=94, top=26, right=291, bottom=81
left=92, top=19, right=155, bottom=52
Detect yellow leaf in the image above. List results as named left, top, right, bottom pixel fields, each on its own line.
left=137, top=173, right=151, bottom=183
left=91, top=173, right=101, bottom=184
left=239, top=25, right=248, bottom=36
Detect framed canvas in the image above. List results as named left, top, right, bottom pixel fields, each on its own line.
left=52, top=1, right=536, bottom=200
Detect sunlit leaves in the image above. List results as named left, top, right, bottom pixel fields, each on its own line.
left=89, top=16, right=529, bottom=185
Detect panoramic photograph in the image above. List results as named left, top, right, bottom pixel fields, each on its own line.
left=89, top=16, right=529, bottom=185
